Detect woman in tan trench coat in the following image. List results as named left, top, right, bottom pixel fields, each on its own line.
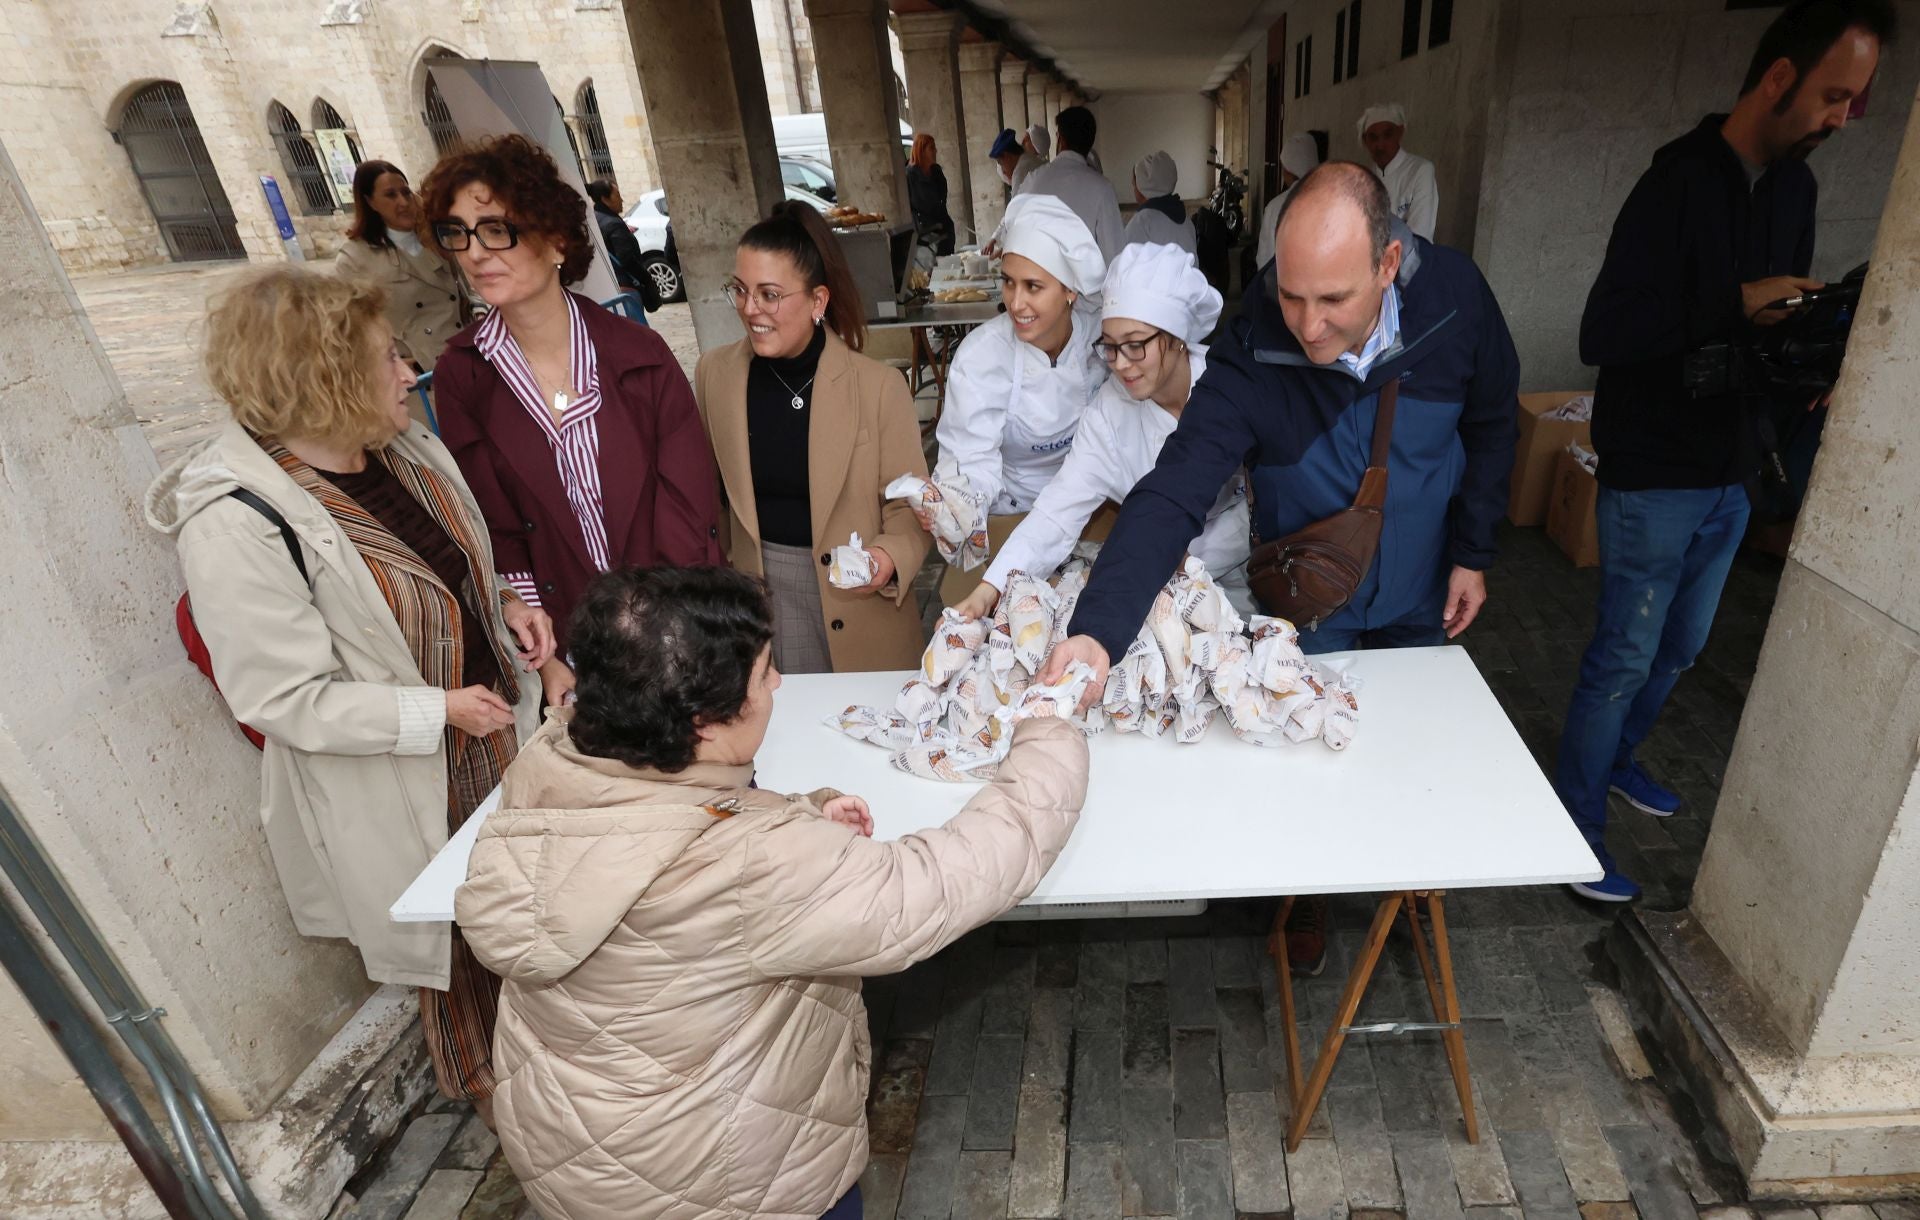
left=695, top=201, right=932, bottom=673
left=334, top=160, right=466, bottom=395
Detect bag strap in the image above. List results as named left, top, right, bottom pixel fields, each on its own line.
left=228, top=488, right=309, bottom=584
left=1368, top=376, right=1400, bottom=471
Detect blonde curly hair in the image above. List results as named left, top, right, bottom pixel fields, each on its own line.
left=204, top=267, right=399, bottom=447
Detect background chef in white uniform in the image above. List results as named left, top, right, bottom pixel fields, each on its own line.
left=1121, top=151, right=1196, bottom=255
left=1255, top=131, right=1327, bottom=268
left=931, top=193, right=1109, bottom=606
left=1013, top=106, right=1124, bottom=262
left=1012, top=123, right=1049, bottom=194
left=952, top=242, right=1250, bottom=622
left=1357, top=102, right=1438, bottom=241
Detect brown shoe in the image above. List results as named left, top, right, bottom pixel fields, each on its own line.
left=1285, top=896, right=1331, bottom=977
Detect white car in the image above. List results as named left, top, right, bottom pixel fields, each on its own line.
left=625, top=184, right=830, bottom=304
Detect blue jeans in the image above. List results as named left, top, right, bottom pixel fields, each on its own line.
left=1554, top=485, right=1750, bottom=867
left=821, top=1184, right=863, bottom=1220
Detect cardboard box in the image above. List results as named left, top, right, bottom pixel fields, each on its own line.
left=1545, top=447, right=1600, bottom=568
left=1508, top=391, right=1594, bottom=526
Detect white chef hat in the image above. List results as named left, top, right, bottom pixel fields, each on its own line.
left=1356, top=102, right=1407, bottom=141
left=1132, top=150, right=1178, bottom=198
left=1026, top=122, right=1049, bottom=152
left=1101, top=242, right=1222, bottom=346
left=1280, top=131, right=1322, bottom=180
left=999, top=193, right=1108, bottom=295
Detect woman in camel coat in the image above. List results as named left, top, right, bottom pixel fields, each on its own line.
left=695, top=201, right=931, bottom=673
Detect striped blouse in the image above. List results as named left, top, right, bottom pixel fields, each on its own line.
left=472, top=294, right=610, bottom=607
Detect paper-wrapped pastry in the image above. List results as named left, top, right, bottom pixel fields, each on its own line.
left=1323, top=673, right=1362, bottom=751
left=921, top=609, right=988, bottom=685
left=1003, top=572, right=1056, bottom=674
left=828, top=532, right=875, bottom=589
left=1248, top=616, right=1310, bottom=694
left=886, top=473, right=989, bottom=570
left=823, top=705, right=918, bottom=749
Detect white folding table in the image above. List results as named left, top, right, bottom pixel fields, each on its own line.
left=391, top=644, right=1598, bottom=1147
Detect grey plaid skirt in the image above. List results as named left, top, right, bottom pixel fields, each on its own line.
left=761, top=541, right=833, bottom=675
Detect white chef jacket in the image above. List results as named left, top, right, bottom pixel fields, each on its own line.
left=934, top=306, right=1107, bottom=517
left=1376, top=148, right=1438, bottom=241
left=983, top=346, right=1252, bottom=613
left=1013, top=150, right=1125, bottom=262
left=1010, top=150, right=1045, bottom=194
left=1254, top=185, right=1296, bottom=268
left=1122, top=207, right=1196, bottom=256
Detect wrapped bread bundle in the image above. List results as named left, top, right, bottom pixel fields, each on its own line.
left=922, top=609, right=988, bottom=685
left=828, top=532, right=875, bottom=589
left=893, top=743, right=998, bottom=783
left=896, top=677, right=945, bottom=733
left=1004, top=572, right=1057, bottom=673
left=824, top=705, right=918, bottom=749
left=886, top=473, right=989, bottom=570
left=1012, top=661, right=1098, bottom=722
left=1282, top=668, right=1330, bottom=744
left=1323, top=673, right=1362, bottom=751
left=1248, top=616, right=1310, bottom=694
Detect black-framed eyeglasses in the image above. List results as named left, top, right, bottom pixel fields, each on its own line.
left=1093, top=328, right=1167, bottom=364
left=432, top=219, right=520, bottom=252
left=723, top=280, right=803, bottom=312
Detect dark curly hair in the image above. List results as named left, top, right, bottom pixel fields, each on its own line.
left=567, top=566, right=775, bottom=774
left=418, top=134, right=595, bottom=284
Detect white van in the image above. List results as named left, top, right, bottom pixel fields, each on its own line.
left=772, top=112, right=912, bottom=162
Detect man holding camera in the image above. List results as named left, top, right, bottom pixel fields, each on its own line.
left=1557, top=0, right=1893, bottom=903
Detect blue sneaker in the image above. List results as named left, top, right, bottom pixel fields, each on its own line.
left=1570, top=868, right=1641, bottom=904
left=1609, top=758, right=1681, bottom=818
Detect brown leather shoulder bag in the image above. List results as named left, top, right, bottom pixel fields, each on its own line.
left=1244, top=377, right=1398, bottom=632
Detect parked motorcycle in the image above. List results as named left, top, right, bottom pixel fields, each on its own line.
left=1205, top=152, right=1249, bottom=241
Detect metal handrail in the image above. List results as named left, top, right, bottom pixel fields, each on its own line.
left=0, top=788, right=265, bottom=1219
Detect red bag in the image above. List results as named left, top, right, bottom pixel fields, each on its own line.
left=176, top=490, right=308, bottom=751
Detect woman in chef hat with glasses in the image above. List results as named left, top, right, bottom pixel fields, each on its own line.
left=931, top=192, right=1110, bottom=606
left=951, top=241, right=1251, bottom=621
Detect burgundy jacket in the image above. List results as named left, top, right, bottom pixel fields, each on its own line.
left=433, top=295, right=724, bottom=653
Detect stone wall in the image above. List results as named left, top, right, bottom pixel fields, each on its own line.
left=1474, top=0, right=1920, bottom=390
left=1274, top=0, right=1507, bottom=256
left=0, top=0, right=687, bottom=275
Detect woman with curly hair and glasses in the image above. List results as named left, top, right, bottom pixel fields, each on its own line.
left=422, top=135, right=723, bottom=699
left=458, top=565, right=1089, bottom=1220
left=146, top=267, right=551, bottom=1117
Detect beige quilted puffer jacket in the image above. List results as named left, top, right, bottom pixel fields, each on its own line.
left=455, top=711, right=1089, bottom=1220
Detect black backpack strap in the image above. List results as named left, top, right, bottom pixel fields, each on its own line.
left=227, top=488, right=309, bottom=584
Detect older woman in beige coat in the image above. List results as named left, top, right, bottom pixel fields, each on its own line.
left=457, top=565, right=1088, bottom=1220
left=147, top=268, right=545, bottom=1109
left=695, top=201, right=931, bottom=674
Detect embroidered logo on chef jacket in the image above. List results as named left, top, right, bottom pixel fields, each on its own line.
left=1030, top=435, right=1074, bottom=454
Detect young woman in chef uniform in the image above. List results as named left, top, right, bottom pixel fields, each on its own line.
left=932, top=193, right=1109, bottom=606
left=951, top=242, right=1252, bottom=620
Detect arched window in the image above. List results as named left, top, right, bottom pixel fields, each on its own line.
left=115, top=80, right=244, bottom=260
left=310, top=98, right=363, bottom=165
left=421, top=52, right=464, bottom=156
left=269, top=100, right=336, bottom=215
left=573, top=80, right=616, bottom=184
left=555, top=94, right=585, bottom=176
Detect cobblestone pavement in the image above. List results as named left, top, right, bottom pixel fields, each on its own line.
left=74, top=263, right=1907, bottom=1219
left=72, top=260, right=701, bottom=469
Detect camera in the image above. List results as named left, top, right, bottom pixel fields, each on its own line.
left=1682, top=262, right=1867, bottom=401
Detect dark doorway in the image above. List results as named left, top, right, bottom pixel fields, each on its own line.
left=115, top=81, right=245, bottom=262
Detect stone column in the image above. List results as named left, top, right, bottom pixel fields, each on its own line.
left=803, top=0, right=911, bottom=225
left=957, top=40, right=1004, bottom=245
left=620, top=0, right=784, bottom=350
left=895, top=10, right=972, bottom=243
left=1025, top=72, right=1051, bottom=147
left=999, top=55, right=1028, bottom=141
left=1045, top=79, right=1067, bottom=135
left=0, top=137, right=425, bottom=1218
left=1613, top=95, right=1920, bottom=1200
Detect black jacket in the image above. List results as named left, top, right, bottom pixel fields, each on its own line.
left=1580, top=114, right=1816, bottom=490
left=593, top=202, right=648, bottom=293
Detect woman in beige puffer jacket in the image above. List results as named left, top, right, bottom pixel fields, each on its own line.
left=456, top=565, right=1090, bottom=1220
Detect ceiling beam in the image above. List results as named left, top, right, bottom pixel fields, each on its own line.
left=886, top=0, right=1093, bottom=98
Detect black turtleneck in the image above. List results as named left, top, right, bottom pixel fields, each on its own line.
left=747, top=323, right=826, bottom=546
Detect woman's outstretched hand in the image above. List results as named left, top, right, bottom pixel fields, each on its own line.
left=821, top=795, right=874, bottom=837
